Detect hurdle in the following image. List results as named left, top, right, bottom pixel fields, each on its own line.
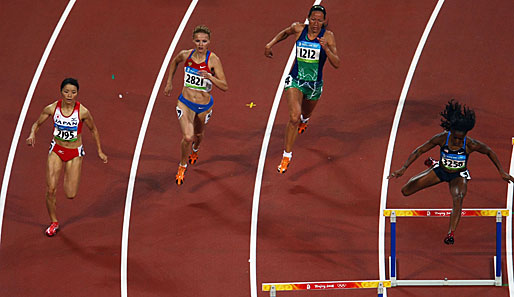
left=262, top=280, right=391, bottom=296
left=384, top=208, right=509, bottom=287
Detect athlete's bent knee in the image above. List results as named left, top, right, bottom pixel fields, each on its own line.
left=288, top=114, right=301, bottom=126
left=46, top=186, right=57, bottom=197
left=65, top=189, right=77, bottom=199
left=401, top=187, right=412, bottom=196
left=183, top=135, right=194, bottom=143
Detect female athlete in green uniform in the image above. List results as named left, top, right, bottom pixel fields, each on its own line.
left=265, top=4, right=340, bottom=173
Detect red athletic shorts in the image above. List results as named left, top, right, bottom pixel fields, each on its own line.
left=49, top=139, right=85, bottom=162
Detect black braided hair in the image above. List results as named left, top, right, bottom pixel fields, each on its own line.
left=440, top=99, right=475, bottom=132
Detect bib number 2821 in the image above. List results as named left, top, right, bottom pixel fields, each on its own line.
left=185, top=73, right=204, bottom=87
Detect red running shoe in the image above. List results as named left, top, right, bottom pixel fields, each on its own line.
left=277, top=156, right=291, bottom=174
left=189, top=151, right=198, bottom=165
left=176, top=164, right=187, bottom=186
left=444, top=233, right=454, bottom=245
left=189, top=143, right=199, bottom=165
left=45, top=222, right=59, bottom=237
left=298, top=122, right=308, bottom=134
left=424, top=157, right=438, bottom=167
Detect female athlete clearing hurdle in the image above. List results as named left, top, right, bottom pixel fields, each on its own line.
left=388, top=100, right=514, bottom=244
left=26, top=78, right=108, bottom=237
left=164, top=25, right=228, bottom=186
left=265, top=4, right=340, bottom=173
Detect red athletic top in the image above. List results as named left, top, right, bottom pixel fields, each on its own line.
left=183, top=50, right=212, bottom=92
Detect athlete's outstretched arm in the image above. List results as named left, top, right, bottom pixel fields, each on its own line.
left=468, top=138, right=514, bottom=182
left=318, top=30, right=340, bottom=68
left=264, top=23, right=303, bottom=58
left=388, top=133, right=444, bottom=179
left=26, top=102, right=56, bottom=147
left=164, top=50, right=189, bottom=96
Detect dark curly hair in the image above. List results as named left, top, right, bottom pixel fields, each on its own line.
left=440, top=99, right=475, bottom=132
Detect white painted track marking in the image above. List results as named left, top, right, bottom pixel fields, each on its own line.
left=378, top=1, right=445, bottom=296
left=0, top=0, right=77, bottom=245
left=120, top=1, right=198, bottom=296
left=249, top=1, right=322, bottom=296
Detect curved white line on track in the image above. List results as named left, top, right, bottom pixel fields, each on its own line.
left=507, top=141, right=513, bottom=295
left=249, top=1, right=321, bottom=296
left=378, top=1, right=445, bottom=295
left=0, top=0, right=77, bottom=245
left=120, top=1, right=198, bottom=296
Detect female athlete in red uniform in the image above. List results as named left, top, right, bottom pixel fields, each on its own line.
left=163, top=25, right=228, bottom=185
left=388, top=100, right=514, bottom=244
left=26, top=78, right=108, bottom=236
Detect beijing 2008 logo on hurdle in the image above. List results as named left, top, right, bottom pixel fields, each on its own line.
left=337, top=284, right=347, bottom=288
left=307, top=284, right=311, bottom=290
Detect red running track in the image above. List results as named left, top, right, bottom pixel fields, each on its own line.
left=1, top=1, right=513, bottom=297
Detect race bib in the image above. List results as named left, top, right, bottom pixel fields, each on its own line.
left=53, top=126, right=78, bottom=141
left=296, top=41, right=321, bottom=63
left=284, top=75, right=293, bottom=88
left=441, top=153, right=466, bottom=170
left=184, top=67, right=212, bottom=92
left=296, top=41, right=321, bottom=81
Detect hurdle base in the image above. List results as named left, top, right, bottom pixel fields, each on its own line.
left=396, top=279, right=496, bottom=286
left=389, top=256, right=501, bottom=287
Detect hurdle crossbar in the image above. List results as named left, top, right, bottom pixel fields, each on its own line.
left=262, top=280, right=391, bottom=296
left=384, top=208, right=508, bottom=287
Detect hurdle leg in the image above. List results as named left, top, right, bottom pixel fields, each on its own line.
left=390, top=211, right=397, bottom=286
left=377, top=282, right=384, bottom=297
left=269, top=285, right=276, bottom=297
left=495, top=211, right=502, bottom=286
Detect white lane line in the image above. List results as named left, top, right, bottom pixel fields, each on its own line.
left=0, top=0, right=77, bottom=245
left=120, top=1, right=198, bottom=296
left=378, top=1, right=445, bottom=295
left=507, top=140, right=513, bottom=295
left=249, top=1, right=321, bottom=296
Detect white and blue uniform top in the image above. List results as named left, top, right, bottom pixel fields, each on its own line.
left=290, top=25, right=328, bottom=82
left=439, top=131, right=468, bottom=171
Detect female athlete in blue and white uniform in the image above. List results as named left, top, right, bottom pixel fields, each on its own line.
left=164, top=25, right=228, bottom=185
left=26, top=78, right=108, bottom=237
left=265, top=5, right=340, bottom=174
left=389, top=100, right=514, bottom=244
